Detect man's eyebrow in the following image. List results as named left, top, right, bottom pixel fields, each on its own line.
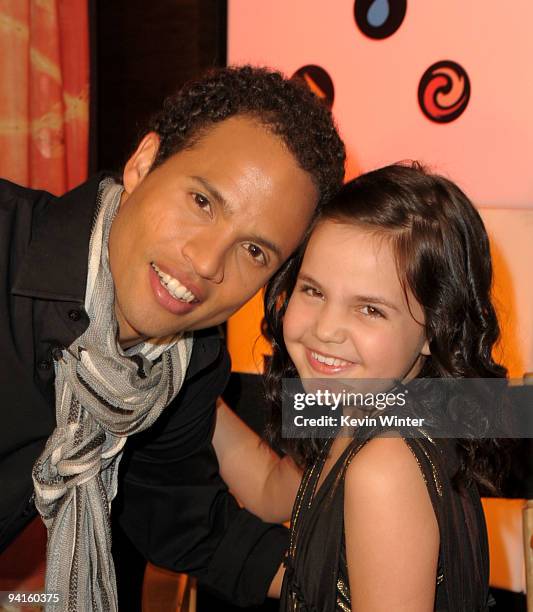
left=190, top=176, right=230, bottom=213
left=190, top=175, right=283, bottom=262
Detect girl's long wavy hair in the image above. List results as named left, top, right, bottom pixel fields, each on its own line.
left=263, top=163, right=509, bottom=494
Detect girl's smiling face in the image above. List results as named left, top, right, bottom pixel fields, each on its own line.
left=283, top=220, right=430, bottom=382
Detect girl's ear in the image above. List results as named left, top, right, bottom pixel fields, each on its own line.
left=421, top=338, right=431, bottom=356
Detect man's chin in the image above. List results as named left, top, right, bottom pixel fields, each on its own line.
left=116, top=316, right=179, bottom=348
left=117, top=305, right=237, bottom=344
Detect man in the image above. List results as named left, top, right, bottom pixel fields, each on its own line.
left=0, top=66, right=345, bottom=610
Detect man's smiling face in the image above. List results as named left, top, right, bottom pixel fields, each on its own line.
left=108, top=115, right=318, bottom=346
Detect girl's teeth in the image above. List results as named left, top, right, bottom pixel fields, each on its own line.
left=312, top=351, right=350, bottom=367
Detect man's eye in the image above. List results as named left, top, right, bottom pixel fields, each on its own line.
left=192, top=193, right=211, bottom=214
left=361, top=305, right=384, bottom=318
left=243, top=243, right=266, bottom=265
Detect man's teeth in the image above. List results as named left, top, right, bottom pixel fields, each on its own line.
left=151, top=264, right=196, bottom=303
left=311, top=351, right=351, bottom=367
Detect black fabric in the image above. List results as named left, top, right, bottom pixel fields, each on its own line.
left=280, top=429, right=491, bottom=612
left=0, top=176, right=288, bottom=606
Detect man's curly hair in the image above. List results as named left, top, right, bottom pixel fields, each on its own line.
left=146, top=65, right=346, bottom=211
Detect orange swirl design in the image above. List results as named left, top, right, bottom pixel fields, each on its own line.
left=418, top=61, right=471, bottom=124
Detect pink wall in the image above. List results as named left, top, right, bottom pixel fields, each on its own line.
left=228, top=0, right=533, bottom=209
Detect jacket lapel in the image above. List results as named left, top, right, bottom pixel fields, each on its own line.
left=12, top=173, right=111, bottom=302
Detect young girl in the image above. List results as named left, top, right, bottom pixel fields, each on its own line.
left=214, top=163, right=506, bottom=610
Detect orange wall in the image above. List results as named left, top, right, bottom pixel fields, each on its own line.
left=227, top=1, right=533, bottom=377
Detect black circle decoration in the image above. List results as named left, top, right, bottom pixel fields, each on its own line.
left=418, top=60, right=471, bottom=124
left=354, top=0, right=407, bottom=40
left=292, top=65, right=334, bottom=109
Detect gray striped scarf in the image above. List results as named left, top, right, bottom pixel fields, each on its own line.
left=32, top=178, right=193, bottom=611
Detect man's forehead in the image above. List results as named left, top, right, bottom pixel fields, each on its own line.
left=184, top=115, right=274, bottom=149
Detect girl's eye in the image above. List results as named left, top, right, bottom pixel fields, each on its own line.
left=361, top=305, right=384, bottom=318
left=301, top=284, right=323, bottom=299
left=192, top=193, right=212, bottom=214
left=243, top=243, right=267, bottom=266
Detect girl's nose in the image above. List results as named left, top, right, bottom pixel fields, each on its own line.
left=313, top=304, right=347, bottom=344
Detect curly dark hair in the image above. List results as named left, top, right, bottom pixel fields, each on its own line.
left=144, top=65, right=345, bottom=213
left=263, top=162, right=509, bottom=494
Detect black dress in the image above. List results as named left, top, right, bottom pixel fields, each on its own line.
left=280, top=428, right=492, bottom=611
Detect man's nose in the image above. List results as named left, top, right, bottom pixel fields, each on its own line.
left=182, top=232, right=228, bottom=284
left=313, top=304, right=347, bottom=344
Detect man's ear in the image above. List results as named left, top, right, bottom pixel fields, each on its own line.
left=122, top=132, right=160, bottom=196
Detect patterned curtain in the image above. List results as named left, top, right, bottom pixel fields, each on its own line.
left=0, top=0, right=89, bottom=194
left=0, top=0, right=89, bottom=595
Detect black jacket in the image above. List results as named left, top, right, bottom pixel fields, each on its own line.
left=0, top=175, right=287, bottom=606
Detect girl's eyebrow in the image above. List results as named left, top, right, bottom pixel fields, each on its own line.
left=297, top=273, right=323, bottom=288
left=351, top=295, right=399, bottom=312
left=298, top=272, right=399, bottom=311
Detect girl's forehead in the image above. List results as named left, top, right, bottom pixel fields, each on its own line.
left=304, top=220, right=395, bottom=270
left=300, top=219, right=421, bottom=314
